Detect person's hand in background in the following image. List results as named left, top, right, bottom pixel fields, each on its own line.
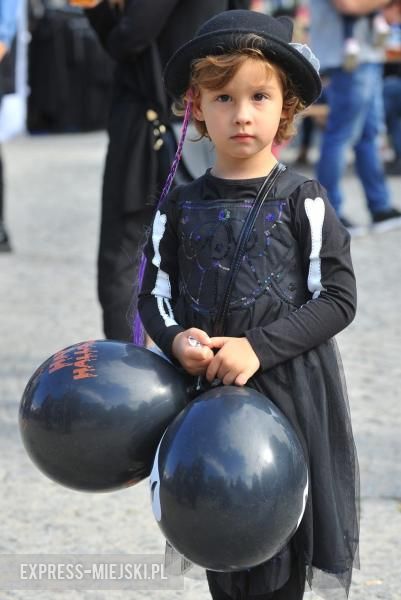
left=0, top=41, right=8, bottom=63
left=69, top=0, right=124, bottom=8
left=69, top=0, right=103, bottom=8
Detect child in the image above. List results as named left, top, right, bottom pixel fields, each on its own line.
left=138, top=10, right=359, bottom=600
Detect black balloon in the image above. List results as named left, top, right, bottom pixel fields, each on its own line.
left=150, top=385, right=308, bottom=571
left=19, top=340, right=189, bottom=492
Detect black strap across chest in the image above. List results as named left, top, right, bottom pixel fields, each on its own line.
left=212, top=162, right=287, bottom=337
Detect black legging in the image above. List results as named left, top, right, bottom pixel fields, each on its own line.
left=206, top=556, right=306, bottom=600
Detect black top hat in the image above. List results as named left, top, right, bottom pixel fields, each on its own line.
left=164, top=10, right=322, bottom=107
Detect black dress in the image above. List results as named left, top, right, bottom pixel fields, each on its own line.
left=138, top=167, right=360, bottom=599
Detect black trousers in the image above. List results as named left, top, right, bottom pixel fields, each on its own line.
left=97, top=205, right=155, bottom=342
left=97, top=94, right=174, bottom=342
left=206, top=558, right=306, bottom=600
left=0, top=145, right=4, bottom=222
left=0, top=94, right=4, bottom=222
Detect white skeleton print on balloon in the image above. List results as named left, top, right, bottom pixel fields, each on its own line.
left=149, top=433, right=166, bottom=522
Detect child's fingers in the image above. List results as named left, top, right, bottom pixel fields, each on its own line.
left=205, top=355, right=221, bottom=382
left=187, top=327, right=212, bottom=346
left=234, top=372, right=248, bottom=386
left=186, top=346, right=213, bottom=360
left=186, top=356, right=214, bottom=376
left=222, top=370, right=238, bottom=386
left=209, top=336, right=230, bottom=349
left=184, top=347, right=214, bottom=375
left=186, top=364, right=209, bottom=376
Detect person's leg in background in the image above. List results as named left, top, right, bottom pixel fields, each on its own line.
left=383, top=75, right=401, bottom=175
left=317, top=64, right=400, bottom=232
left=342, top=16, right=360, bottom=71
left=0, top=152, right=11, bottom=252
left=0, top=95, right=12, bottom=252
left=295, top=116, right=314, bottom=165
left=353, top=63, right=391, bottom=215
left=316, top=67, right=365, bottom=219
left=96, top=89, right=162, bottom=342
left=353, top=63, right=401, bottom=229
left=98, top=203, right=154, bottom=342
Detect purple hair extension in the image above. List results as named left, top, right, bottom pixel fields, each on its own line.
left=133, top=92, right=194, bottom=346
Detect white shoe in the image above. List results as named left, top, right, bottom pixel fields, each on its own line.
left=343, top=38, right=360, bottom=71
left=373, top=14, right=390, bottom=47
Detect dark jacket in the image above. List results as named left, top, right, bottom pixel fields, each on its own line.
left=85, top=0, right=248, bottom=212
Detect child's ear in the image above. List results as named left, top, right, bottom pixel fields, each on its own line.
left=192, top=100, right=205, bottom=122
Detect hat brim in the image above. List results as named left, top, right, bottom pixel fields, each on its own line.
left=164, top=29, right=322, bottom=107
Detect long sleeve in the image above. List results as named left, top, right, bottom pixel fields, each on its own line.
left=84, top=1, right=118, bottom=51
left=105, top=0, right=179, bottom=62
left=138, top=190, right=185, bottom=359
left=245, top=180, right=357, bottom=371
left=85, top=0, right=179, bottom=62
left=0, top=0, right=21, bottom=47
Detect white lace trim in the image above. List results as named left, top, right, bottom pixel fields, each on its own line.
left=289, top=43, right=320, bottom=73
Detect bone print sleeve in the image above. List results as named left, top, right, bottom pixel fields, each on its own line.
left=245, top=180, right=357, bottom=371
left=138, top=189, right=185, bottom=359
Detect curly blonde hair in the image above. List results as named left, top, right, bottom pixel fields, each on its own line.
left=173, top=35, right=306, bottom=145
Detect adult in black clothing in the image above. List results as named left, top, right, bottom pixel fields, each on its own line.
left=0, top=1, right=21, bottom=252
left=83, top=0, right=250, bottom=341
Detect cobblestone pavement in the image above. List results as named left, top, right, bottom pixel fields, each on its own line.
left=1, top=133, right=400, bottom=600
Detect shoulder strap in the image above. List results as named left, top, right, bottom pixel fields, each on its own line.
left=277, top=169, right=309, bottom=198
left=213, top=162, right=286, bottom=337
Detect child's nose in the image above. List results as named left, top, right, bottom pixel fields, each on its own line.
left=234, top=101, right=252, bottom=124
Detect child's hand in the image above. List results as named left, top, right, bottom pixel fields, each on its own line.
left=172, top=328, right=214, bottom=376
left=206, top=337, right=260, bottom=386
left=0, top=42, right=7, bottom=63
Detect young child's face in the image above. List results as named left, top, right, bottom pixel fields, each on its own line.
left=193, top=58, right=285, bottom=169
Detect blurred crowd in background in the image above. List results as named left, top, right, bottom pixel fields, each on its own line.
left=2, top=0, right=400, bottom=143
left=1, top=0, right=401, bottom=341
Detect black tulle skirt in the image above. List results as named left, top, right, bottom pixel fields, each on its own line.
left=164, top=337, right=359, bottom=599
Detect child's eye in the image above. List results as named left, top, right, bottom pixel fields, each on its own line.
left=254, top=93, right=268, bottom=101
left=217, top=94, right=231, bottom=102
